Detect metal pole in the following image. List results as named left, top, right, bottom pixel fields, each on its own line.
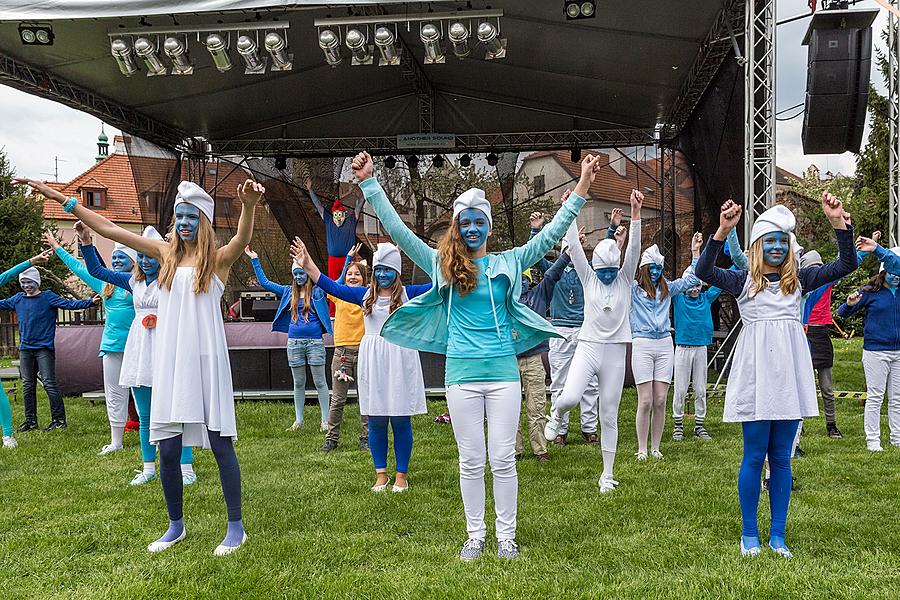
left=890, top=2, right=900, bottom=246
left=707, top=319, right=741, bottom=370
left=713, top=335, right=739, bottom=389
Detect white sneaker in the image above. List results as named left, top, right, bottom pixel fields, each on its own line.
left=598, top=475, right=619, bottom=493
left=97, top=444, right=123, bottom=456
left=287, top=421, right=303, bottom=432
left=868, top=443, right=884, bottom=452
left=392, top=483, right=409, bottom=493
left=214, top=532, right=248, bottom=557
left=147, top=527, right=186, bottom=553
left=2, top=436, right=17, bottom=449
left=182, top=472, right=198, bottom=486
left=371, top=476, right=391, bottom=492
left=130, top=470, right=157, bottom=486
left=635, top=450, right=648, bottom=461
left=319, top=421, right=328, bottom=432
left=650, top=449, right=664, bottom=460
left=543, top=410, right=562, bottom=441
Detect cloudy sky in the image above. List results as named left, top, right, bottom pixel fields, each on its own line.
left=0, top=1, right=891, bottom=183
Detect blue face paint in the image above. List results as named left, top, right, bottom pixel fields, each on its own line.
left=373, top=265, right=398, bottom=288
left=137, top=252, right=160, bottom=283
left=594, top=267, right=618, bottom=286
left=649, top=263, right=663, bottom=285
left=885, top=272, right=900, bottom=288
left=20, top=279, right=38, bottom=295
left=761, top=231, right=789, bottom=267
left=457, top=208, right=490, bottom=251
left=174, top=203, right=201, bottom=242
left=292, top=267, right=308, bottom=286
left=111, top=250, right=134, bottom=273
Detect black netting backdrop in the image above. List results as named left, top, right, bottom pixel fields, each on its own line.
left=496, top=151, right=520, bottom=243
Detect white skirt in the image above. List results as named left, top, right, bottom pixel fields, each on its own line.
left=356, top=333, right=426, bottom=417
left=631, top=336, right=675, bottom=384
left=724, top=319, right=819, bottom=422
left=119, top=310, right=155, bottom=389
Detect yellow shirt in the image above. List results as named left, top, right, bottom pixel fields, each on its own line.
left=331, top=296, right=364, bottom=347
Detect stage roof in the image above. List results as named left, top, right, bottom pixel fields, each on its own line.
left=0, top=1, right=742, bottom=157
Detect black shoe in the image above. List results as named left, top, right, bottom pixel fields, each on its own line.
left=42, top=420, right=67, bottom=432
left=320, top=439, right=338, bottom=453
left=763, top=477, right=770, bottom=492
left=16, top=421, right=38, bottom=433
left=793, top=447, right=806, bottom=458
left=791, top=476, right=799, bottom=492
left=359, top=439, right=369, bottom=452
left=826, top=423, right=843, bottom=439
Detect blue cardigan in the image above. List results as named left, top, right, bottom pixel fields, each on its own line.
left=251, top=258, right=332, bottom=336
left=837, top=287, right=900, bottom=352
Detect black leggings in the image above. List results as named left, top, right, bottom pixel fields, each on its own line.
left=158, top=429, right=242, bottom=522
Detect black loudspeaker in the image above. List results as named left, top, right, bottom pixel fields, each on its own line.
left=801, top=9, right=878, bottom=155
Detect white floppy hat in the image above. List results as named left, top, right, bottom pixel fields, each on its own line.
left=142, top=225, right=164, bottom=241
left=639, top=244, right=664, bottom=268
left=174, top=181, right=215, bottom=222
left=591, top=239, right=621, bottom=269
left=749, top=205, right=803, bottom=259
left=373, top=243, right=402, bottom=274
left=112, top=242, right=137, bottom=263
left=451, top=188, right=492, bottom=228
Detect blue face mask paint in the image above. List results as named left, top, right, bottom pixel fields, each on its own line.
left=761, top=231, right=789, bottom=267
left=595, top=268, right=618, bottom=286
left=457, top=208, right=490, bottom=250
left=885, top=272, right=900, bottom=288
left=111, top=250, right=134, bottom=273
left=373, top=265, right=398, bottom=288
left=174, top=203, right=201, bottom=242
left=20, top=279, right=38, bottom=295
left=649, top=263, right=663, bottom=285
left=137, top=253, right=160, bottom=282
left=292, top=267, right=308, bottom=286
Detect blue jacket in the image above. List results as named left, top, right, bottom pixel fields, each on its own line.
left=519, top=252, right=570, bottom=357
left=672, top=286, right=722, bottom=346
left=251, top=258, right=333, bottom=336
left=630, top=260, right=700, bottom=340
left=837, top=287, right=900, bottom=352
left=360, top=177, right=585, bottom=355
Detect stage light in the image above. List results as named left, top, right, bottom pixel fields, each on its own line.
left=318, top=29, right=342, bottom=67
left=420, top=23, right=445, bottom=64
left=274, top=156, right=287, bottom=170
left=384, top=156, right=397, bottom=169
left=237, top=35, right=266, bottom=74
left=570, top=148, right=581, bottom=162
left=205, top=33, right=233, bottom=72
left=406, top=155, right=419, bottom=169
left=265, top=32, right=293, bottom=71
left=133, top=37, right=167, bottom=76
left=345, top=28, right=373, bottom=66
left=486, top=152, right=499, bottom=166
left=19, top=23, right=53, bottom=46
left=459, top=154, right=472, bottom=167
left=448, top=22, right=471, bottom=58
left=477, top=22, right=506, bottom=60
left=374, top=26, right=400, bottom=66
left=565, top=1, right=596, bottom=20
left=164, top=36, right=193, bottom=75
left=432, top=155, right=445, bottom=168
left=110, top=38, right=139, bottom=77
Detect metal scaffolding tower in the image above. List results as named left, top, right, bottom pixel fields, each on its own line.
left=890, top=1, right=900, bottom=246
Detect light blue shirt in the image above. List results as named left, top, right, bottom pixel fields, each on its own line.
left=629, top=259, right=699, bottom=340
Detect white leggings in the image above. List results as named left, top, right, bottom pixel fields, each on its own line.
left=673, top=345, right=708, bottom=420
left=554, top=342, right=626, bottom=454
left=102, top=353, right=131, bottom=427
left=548, top=327, right=599, bottom=435
left=862, top=350, right=900, bottom=447
left=446, top=381, right=520, bottom=542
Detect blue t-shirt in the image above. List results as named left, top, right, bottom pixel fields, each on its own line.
left=0, top=291, right=94, bottom=350
left=287, top=304, right=325, bottom=339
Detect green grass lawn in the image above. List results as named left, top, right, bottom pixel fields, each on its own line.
left=2, top=338, right=900, bottom=599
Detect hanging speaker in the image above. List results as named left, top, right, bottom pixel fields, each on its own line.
left=801, top=8, right=878, bottom=155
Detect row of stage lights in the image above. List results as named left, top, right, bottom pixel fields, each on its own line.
left=382, top=153, right=494, bottom=169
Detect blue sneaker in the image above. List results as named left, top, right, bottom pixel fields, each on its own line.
left=741, top=536, right=761, bottom=557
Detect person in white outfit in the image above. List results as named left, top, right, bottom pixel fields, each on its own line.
left=543, top=190, right=643, bottom=492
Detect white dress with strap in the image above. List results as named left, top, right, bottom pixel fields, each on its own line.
left=119, top=277, right=159, bottom=389
left=150, top=267, right=236, bottom=445
left=724, top=276, right=819, bottom=422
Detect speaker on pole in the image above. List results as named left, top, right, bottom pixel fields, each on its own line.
left=801, top=8, right=878, bottom=155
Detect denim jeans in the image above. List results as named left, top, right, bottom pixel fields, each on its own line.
left=19, top=348, right=65, bottom=423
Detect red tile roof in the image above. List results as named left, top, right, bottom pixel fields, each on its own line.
left=41, top=153, right=144, bottom=223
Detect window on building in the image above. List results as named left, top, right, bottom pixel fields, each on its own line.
left=533, top=175, right=546, bottom=196
left=83, top=189, right=105, bottom=208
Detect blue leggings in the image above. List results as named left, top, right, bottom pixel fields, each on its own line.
left=132, top=387, right=192, bottom=465
left=738, top=420, right=800, bottom=540
left=368, top=416, right=413, bottom=473
left=0, top=386, right=12, bottom=437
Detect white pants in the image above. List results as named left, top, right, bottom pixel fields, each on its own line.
left=673, top=345, right=708, bottom=420
left=102, top=353, right=131, bottom=427
left=631, top=337, right=675, bottom=384
left=447, top=381, right=520, bottom=542
left=862, top=350, right=900, bottom=447
left=548, top=326, right=599, bottom=435
left=553, top=342, right=627, bottom=453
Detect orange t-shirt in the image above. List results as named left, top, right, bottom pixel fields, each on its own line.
left=331, top=296, right=364, bottom=347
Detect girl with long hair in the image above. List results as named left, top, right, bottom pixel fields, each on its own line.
left=349, top=150, right=597, bottom=560
left=245, top=246, right=332, bottom=431
left=293, top=240, right=430, bottom=492
left=18, top=177, right=263, bottom=557
left=696, top=195, right=856, bottom=559
left=630, top=235, right=703, bottom=460
left=44, top=227, right=138, bottom=458
left=80, top=224, right=197, bottom=486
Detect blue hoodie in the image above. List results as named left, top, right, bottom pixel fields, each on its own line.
left=672, top=286, right=722, bottom=346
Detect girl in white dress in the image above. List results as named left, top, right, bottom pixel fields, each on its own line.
left=293, top=241, right=430, bottom=492
left=19, top=177, right=264, bottom=557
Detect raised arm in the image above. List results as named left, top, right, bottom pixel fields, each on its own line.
left=82, top=243, right=132, bottom=291
left=563, top=221, right=592, bottom=285
left=217, top=180, right=264, bottom=275
left=0, top=249, right=51, bottom=287
left=799, top=227, right=857, bottom=293
left=47, top=291, right=96, bottom=311
left=527, top=213, right=553, bottom=274
left=16, top=178, right=166, bottom=259
left=725, top=227, right=748, bottom=270
left=857, top=237, right=900, bottom=274
left=533, top=250, right=572, bottom=305
left=50, top=240, right=104, bottom=295
left=314, top=273, right=368, bottom=305
left=247, top=253, right=287, bottom=299
left=306, top=179, right=326, bottom=220
left=696, top=200, right=747, bottom=296
left=352, top=152, right=436, bottom=273
left=619, top=191, right=645, bottom=283
left=667, top=233, right=703, bottom=296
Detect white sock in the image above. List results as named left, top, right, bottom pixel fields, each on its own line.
left=111, top=425, right=125, bottom=448
left=181, top=463, right=194, bottom=476
left=143, top=461, right=156, bottom=475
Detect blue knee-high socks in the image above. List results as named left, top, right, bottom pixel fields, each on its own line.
left=368, top=416, right=413, bottom=473
left=0, top=386, right=13, bottom=437
left=132, top=386, right=192, bottom=465
left=738, top=420, right=800, bottom=543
